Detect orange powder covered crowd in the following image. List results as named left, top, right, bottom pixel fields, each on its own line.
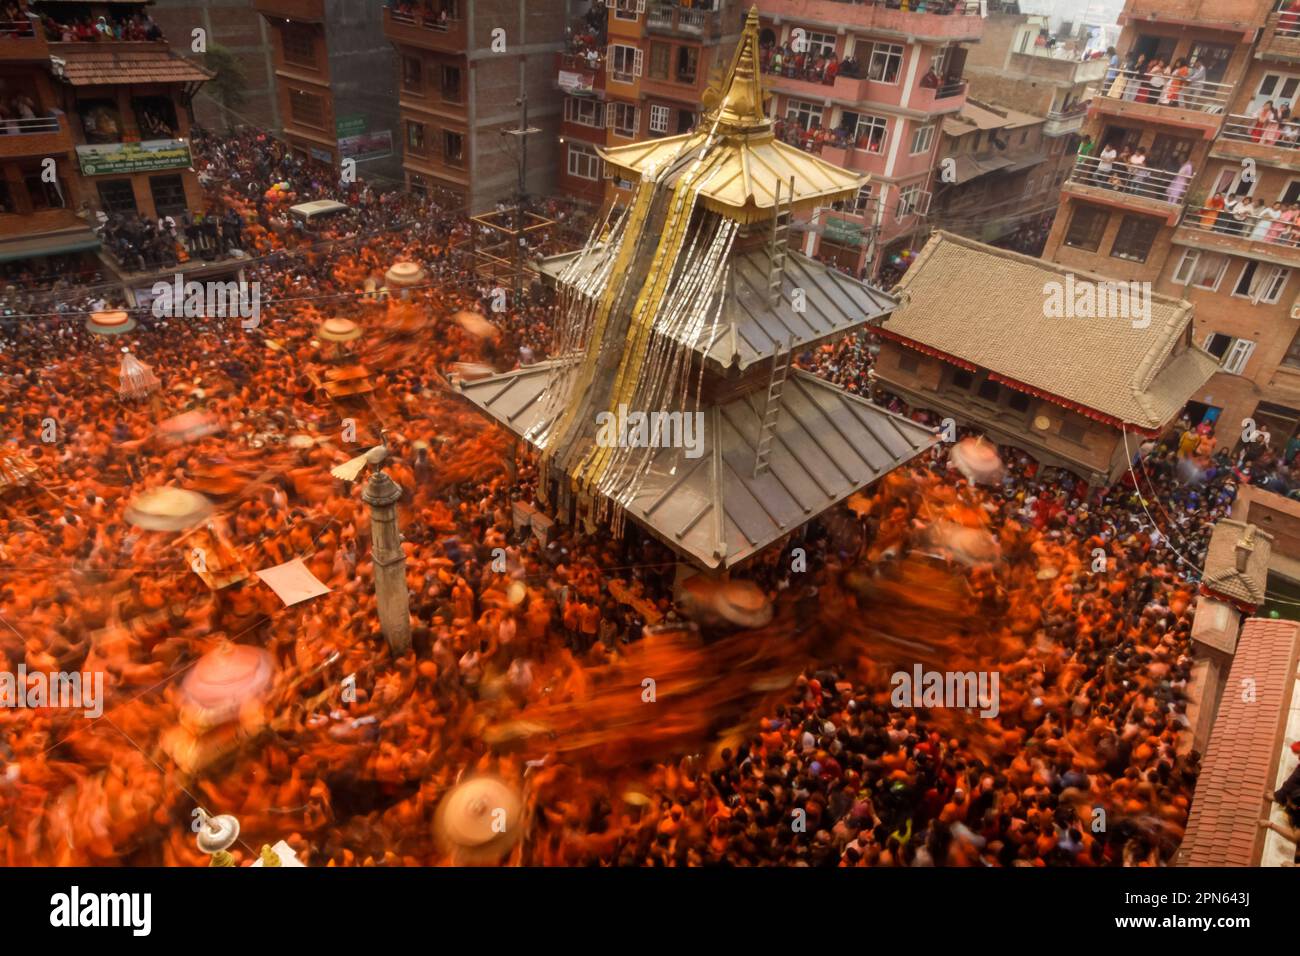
left=0, top=126, right=1219, bottom=866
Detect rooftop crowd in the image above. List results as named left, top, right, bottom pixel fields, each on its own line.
left=0, top=118, right=1289, bottom=867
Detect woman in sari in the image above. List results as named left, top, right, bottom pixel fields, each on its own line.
left=1199, top=190, right=1226, bottom=231
left=1250, top=200, right=1280, bottom=241
left=1162, top=59, right=1188, bottom=107
left=1251, top=100, right=1277, bottom=143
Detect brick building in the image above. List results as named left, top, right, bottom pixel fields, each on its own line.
left=151, top=0, right=279, bottom=130
left=255, top=0, right=401, bottom=184
left=384, top=0, right=567, bottom=210
left=2, top=0, right=214, bottom=287
left=1041, top=0, right=1300, bottom=453
left=556, top=0, right=746, bottom=208
left=753, top=0, right=983, bottom=277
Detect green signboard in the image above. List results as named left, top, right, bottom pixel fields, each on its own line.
left=823, top=217, right=864, bottom=247
left=76, top=139, right=193, bottom=176
left=336, top=115, right=366, bottom=138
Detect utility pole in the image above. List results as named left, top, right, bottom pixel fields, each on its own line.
left=361, top=450, right=411, bottom=656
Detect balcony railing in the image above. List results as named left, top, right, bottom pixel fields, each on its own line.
left=0, top=18, right=36, bottom=38
left=813, top=0, right=980, bottom=15
left=1046, top=102, right=1088, bottom=122
left=1179, top=203, right=1300, bottom=251
left=646, top=2, right=715, bottom=34
left=1068, top=155, right=1190, bottom=206
left=1091, top=68, right=1232, bottom=114
left=0, top=113, right=60, bottom=134
left=1276, top=9, right=1300, bottom=37
left=1219, top=113, right=1300, bottom=150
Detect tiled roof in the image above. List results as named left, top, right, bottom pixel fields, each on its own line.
left=1178, top=618, right=1300, bottom=866
left=1201, top=519, right=1274, bottom=609
left=49, top=46, right=212, bottom=86
left=886, top=231, right=1220, bottom=430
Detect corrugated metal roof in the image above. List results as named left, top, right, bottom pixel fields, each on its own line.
left=1178, top=618, right=1300, bottom=867
left=459, top=362, right=936, bottom=569
left=533, top=245, right=897, bottom=373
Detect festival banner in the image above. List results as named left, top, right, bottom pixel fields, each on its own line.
left=76, top=139, right=193, bottom=176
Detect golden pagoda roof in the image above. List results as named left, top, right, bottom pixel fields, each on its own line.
left=597, top=6, right=866, bottom=224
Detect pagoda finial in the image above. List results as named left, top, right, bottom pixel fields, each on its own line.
left=710, top=5, right=768, bottom=133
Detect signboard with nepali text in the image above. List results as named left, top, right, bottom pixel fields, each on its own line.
left=76, top=139, right=193, bottom=177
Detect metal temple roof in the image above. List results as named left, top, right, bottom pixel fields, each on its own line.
left=459, top=361, right=935, bottom=569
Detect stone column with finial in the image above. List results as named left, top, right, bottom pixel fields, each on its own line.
left=361, top=449, right=412, bottom=656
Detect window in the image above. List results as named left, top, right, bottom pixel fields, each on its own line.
left=804, top=31, right=837, bottom=57
left=897, top=184, right=929, bottom=218
left=1283, top=329, right=1300, bottom=369
left=951, top=369, right=974, bottom=390
left=786, top=100, right=824, bottom=129
left=852, top=185, right=873, bottom=215
left=610, top=102, right=639, bottom=138
left=1250, top=71, right=1300, bottom=113
left=613, top=0, right=644, bottom=20
left=649, top=104, right=671, bottom=135
left=649, top=42, right=671, bottom=80
left=676, top=109, right=695, bottom=134
left=567, top=142, right=602, bottom=180
left=406, top=121, right=425, bottom=153
left=897, top=351, right=919, bottom=374
left=402, top=56, right=422, bottom=93
left=854, top=113, right=889, bottom=154
left=1172, top=249, right=1228, bottom=291
left=565, top=97, right=604, bottom=127
left=441, top=65, right=462, bottom=102
left=676, top=46, right=699, bottom=84
left=609, top=44, right=642, bottom=83
left=977, top=378, right=1000, bottom=402
left=909, top=124, right=935, bottom=155
left=1060, top=420, right=1086, bottom=443
left=443, top=130, right=464, bottom=166
left=281, top=23, right=316, bottom=68
left=149, top=174, right=187, bottom=218
left=1064, top=205, right=1108, bottom=251
left=866, top=42, right=903, bottom=84
left=1233, top=261, right=1291, bottom=304
left=288, top=89, right=325, bottom=129
left=1008, top=391, right=1032, bottom=413
left=1205, top=333, right=1257, bottom=374
left=1109, top=214, right=1160, bottom=263
left=97, top=180, right=137, bottom=215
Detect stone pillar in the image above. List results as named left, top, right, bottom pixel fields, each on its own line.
left=362, top=468, right=411, bottom=656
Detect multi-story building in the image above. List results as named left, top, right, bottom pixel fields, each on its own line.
left=929, top=98, right=1068, bottom=244
left=255, top=0, right=401, bottom=184
left=2, top=0, right=215, bottom=290
left=152, top=0, right=280, bottom=130
left=1041, top=0, right=1300, bottom=453
left=555, top=0, right=746, bottom=209
left=0, top=0, right=97, bottom=283
left=754, top=0, right=984, bottom=277
left=384, top=0, right=567, bottom=209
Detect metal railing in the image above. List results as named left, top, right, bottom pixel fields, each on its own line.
left=935, top=79, right=965, bottom=99
left=0, top=114, right=60, bottom=135
left=820, top=0, right=982, bottom=14
left=1092, top=68, right=1231, bottom=113
left=1068, top=155, right=1190, bottom=205
left=1180, top=203, right=1300, bottom=249
left=1276, top=9, right=1300, bottom=37
left=1046, top=101, right=1089, bottom=121
left=0, top=19, right=36, bottom=38
left=1219, top=112, right=1300, bottom=149
left=647, top=4, right=674, bottom=27
left=388, top=8, right=456, bottom=32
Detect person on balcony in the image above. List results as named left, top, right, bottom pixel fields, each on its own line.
left=1165, top=160, right=1193, bottom=204
left=1161, top=59, right=1188, bottom=108
left=1184, top=58, right=1206, bottom=109
left=1225, top=194, right=1253, bottom=235
left=1096, top=142, right=1117, bottom=186
left=824, top=53, right=840, bottom=86
left=1103, top=46, right=1119, bottom=88
left=1249, top=198, right=1277, bottom=241
left=1250, top=100, right=1278, bottom=143
left=1127, top=147, right=1148, bottom=195
left=1200, top=191, right=1226, bottom=232
left=1144, top=61, right=1168, bottom=104
left=1268, top=201, right=1297, bottom=243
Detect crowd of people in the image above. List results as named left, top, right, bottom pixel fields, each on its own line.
left=1073, top=137, right=1194, bottom=204
left=1103, top=53, right=1215, bottom=111
left=0, top=112, right=1289, bottom=868
left=37, top=9, right=163, bottom=42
